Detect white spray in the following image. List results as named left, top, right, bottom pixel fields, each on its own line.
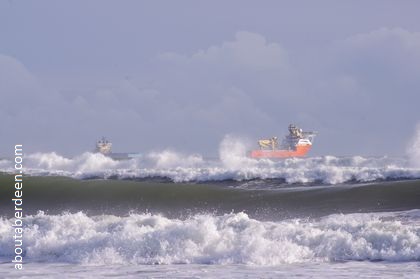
left=148, top=150, right=204, bottom=168
left=407, top=124, right=420, bottom=168
left=218, top=135, right=256, bottom=170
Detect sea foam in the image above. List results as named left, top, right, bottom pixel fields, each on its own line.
left=0, top=211, right=419, bottom=265
left=408, top=124, right=420, bottom=168
left=10, top=151, right=420, bottom=184
left=1, top=135, right=420, bottom=184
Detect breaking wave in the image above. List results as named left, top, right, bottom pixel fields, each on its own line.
left=1, top=210, right=419, bottom=265
left=1, top=136, right=420, bottom=184
left=1, top=152, right=418, bottom=185
left=408, top=124, right=420, bottom=168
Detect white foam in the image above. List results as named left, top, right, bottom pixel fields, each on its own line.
left=1, top=211, right=419, bottom=265
left=219, top=135, right=257, bottom=170
left=25, top=152, right=118, bottom=173
left=148, top=150, right=204, bottom=169
left=1, top=137, right=420, bottom=184
left=1, top=152, right=420, bottom=184
left=407, top=124, right=420, bottom=168
left=0, top=159, right=10, bottom=172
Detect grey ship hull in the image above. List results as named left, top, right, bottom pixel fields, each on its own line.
left=106, top=152, right=141, bottom=160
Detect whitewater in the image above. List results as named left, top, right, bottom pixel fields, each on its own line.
left=0, top=151, right=419, bottom=186
left=1, top=136, right=420, bottom=278
left=0, top=210, right=420, bottom=278
left=1, top=210, right=420, bottom=265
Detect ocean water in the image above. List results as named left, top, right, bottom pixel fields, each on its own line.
left=1, top=147, right=420, bottom=278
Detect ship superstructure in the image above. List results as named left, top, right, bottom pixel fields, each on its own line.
left=96, top=137, right=112, bottom=155
left=94, top=137, right=141, bottom=160
left=250, top=124, right=316, bottom=158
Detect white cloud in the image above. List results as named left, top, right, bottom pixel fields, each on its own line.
left=333, top=28, right=420, bottom=81
left=309, top=27, right=420, bottom=154
left=0, top=54, right=41, bottom=112
left=342, top=28, right=420, bottom=53
left=2, top=28, right=420, bottom=156
left=0, top=54, right=37, bottom=87
left=161, top=31, right=289, bottom=72
left=193, top=31, right=288, bottom=71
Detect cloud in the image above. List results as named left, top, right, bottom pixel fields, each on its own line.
left=56, top=32, right=291, bottom=154
left=0, top=54, right=36, bottom=87
left=333, top=28, right=420, bottom=82
left=1, top=28, right=419, bottom=156
left=342, top=27, right=420, bottom=54
left=309, top=27, right=420, bottom=154
left=0, top=55, right=41, bottom=113
left=155, top=28, right=420, bottom=156
left=192, top=31, right=289, bottom=71
left=333, top=28, right=420, bottom=112
left=160, top=31, right=289, bottom=72
left=156, top=32, right=296, bottom=130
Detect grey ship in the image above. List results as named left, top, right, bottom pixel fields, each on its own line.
left=95, top=137, right=141, bottom=160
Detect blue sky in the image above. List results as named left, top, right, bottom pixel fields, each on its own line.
left=1, top=1, right=420, bottom=156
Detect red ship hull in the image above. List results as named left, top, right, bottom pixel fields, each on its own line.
left=250, top=144, right=311, bottom=159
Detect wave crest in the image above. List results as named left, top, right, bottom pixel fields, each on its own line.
left=9, top=152, right=419, bottom=184
left=408, top=124, right=420, bottom=168
left=1, top=211, right=419, bottom=265
left=1, top=136, right=420, bottom=184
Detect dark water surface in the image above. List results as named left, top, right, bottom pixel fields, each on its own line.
left=2, top=174, right=420, bottom=220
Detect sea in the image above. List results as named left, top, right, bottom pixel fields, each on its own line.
left=0, top=141, right=420, bottom=278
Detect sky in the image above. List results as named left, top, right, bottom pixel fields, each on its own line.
left=1, top=0, right=420, bottom=157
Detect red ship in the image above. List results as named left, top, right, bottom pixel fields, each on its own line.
left=250, top=124, right=317, bottom=159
